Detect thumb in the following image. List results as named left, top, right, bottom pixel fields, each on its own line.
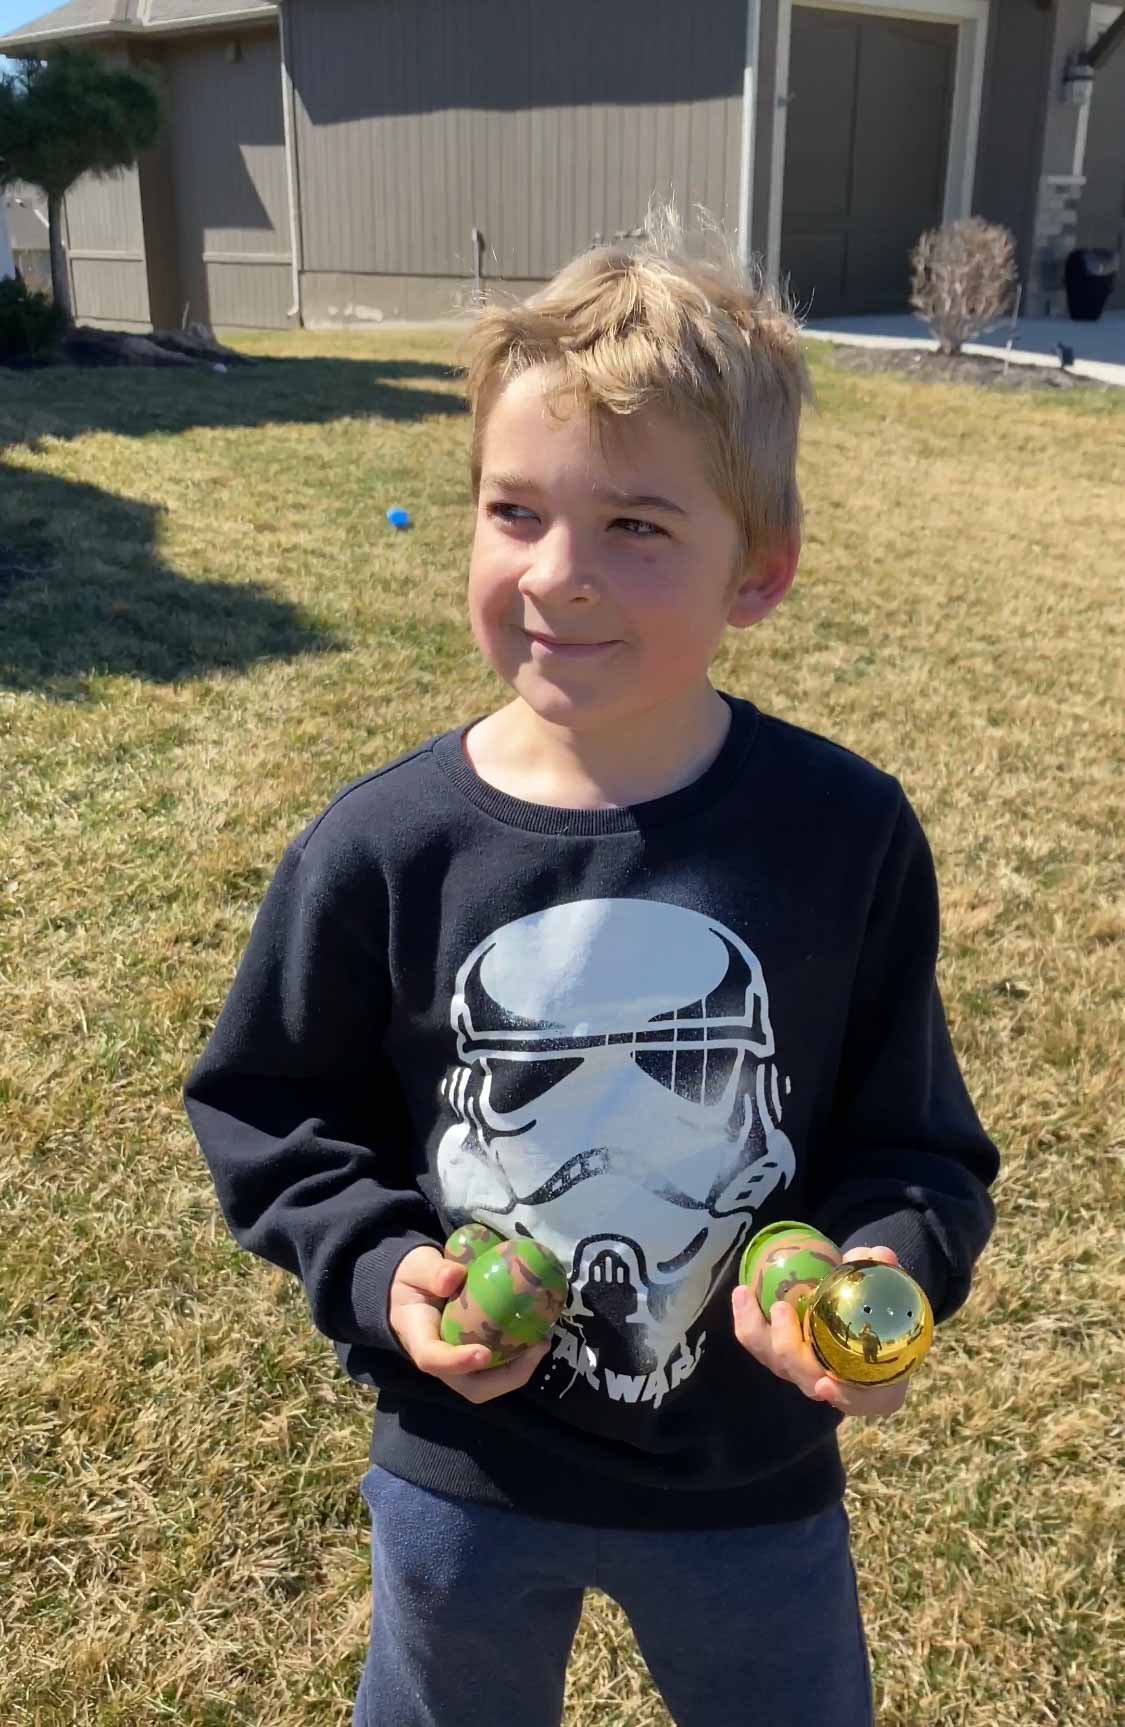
left=841, top=1245, right=899, bottom=1266
left=396, top=1244, right=465, bottom=1299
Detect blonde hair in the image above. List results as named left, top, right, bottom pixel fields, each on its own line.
left=454, top=194, right=816, bottom=573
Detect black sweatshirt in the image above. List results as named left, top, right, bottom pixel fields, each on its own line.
left=183, top=691, right=998, bottom=1530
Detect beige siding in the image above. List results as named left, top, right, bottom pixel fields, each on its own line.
left=64, top=163, right=150, bottom=323
left=69, top=256, right=151, bottom=325
left=64, top=163, right=146, bottom=256
left=197, top=259, right=294, bottom=325
left=166, top=26, right=291, bottom=326
left=52, top=42, right=146, bottom=323
left=286, top=0, right=746, bottom=285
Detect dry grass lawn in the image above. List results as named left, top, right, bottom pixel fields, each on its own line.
left=1, top=327, right=1123, bottom=1726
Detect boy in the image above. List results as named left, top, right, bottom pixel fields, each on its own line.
left=184, top=200, right=998, bottom=1727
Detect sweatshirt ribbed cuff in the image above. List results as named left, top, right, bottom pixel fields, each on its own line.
left=350, top=1231, right=446, bottom=1358
left=828, top=1208, right=950, bottom=1320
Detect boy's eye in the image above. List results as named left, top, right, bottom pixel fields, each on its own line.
left=486, top=503, right=663, bottom=537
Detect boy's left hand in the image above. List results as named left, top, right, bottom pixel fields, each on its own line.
left=731, top=1245, right=910, bottom=1420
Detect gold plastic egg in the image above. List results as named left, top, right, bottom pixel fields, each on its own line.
left=804, top=1261, right=934, bottom=1386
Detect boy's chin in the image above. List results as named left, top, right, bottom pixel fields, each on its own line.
left=508, top=668, right=629, bottom=728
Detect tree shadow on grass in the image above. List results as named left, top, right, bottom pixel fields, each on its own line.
left=0, top=463, right=343, bottom=700
left=0, top=356, right=469, bottom=450
left=0, top=352, right=468, bottom=698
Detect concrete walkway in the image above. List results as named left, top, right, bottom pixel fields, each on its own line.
left=803, top=309, right=1125, bottom=387
left=298, top=307, right=1125, bottom=386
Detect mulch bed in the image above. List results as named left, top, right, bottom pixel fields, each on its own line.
left=0, top=323, right=255, bottom=371
left=815, top=342, right=1112, bottom=392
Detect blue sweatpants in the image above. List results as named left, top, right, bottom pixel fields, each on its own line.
left=352, top=1464, right=874, bottom=1727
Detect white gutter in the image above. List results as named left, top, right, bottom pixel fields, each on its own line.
left=277, top=0, right=303, bottom=324
left=737, top=0, right=761, bottom=272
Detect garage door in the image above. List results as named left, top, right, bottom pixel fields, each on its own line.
left=780, top=7, right=957, bottom=316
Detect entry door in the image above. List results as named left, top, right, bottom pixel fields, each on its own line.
left=780, top=7, right=957, bottom=316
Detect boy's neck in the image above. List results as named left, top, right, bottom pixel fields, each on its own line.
left=464, top=683, right=734, bottom=810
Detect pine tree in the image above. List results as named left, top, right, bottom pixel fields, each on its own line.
left=0, top=48, right=162, bottom=325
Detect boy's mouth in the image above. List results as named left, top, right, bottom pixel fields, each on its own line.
left=525, top=631, right=618, bottom=656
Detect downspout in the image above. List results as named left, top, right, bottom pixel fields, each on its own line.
left=277, top=0, right=304, bottom=325
left=0, top=197, right=14, bottom=280
left=737, top=0, right=762, bottom=272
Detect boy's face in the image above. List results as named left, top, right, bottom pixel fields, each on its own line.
left=468, top=364, right=796, bottom=735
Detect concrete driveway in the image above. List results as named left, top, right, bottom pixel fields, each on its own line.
left=803, top=310, right=1125, bottom=387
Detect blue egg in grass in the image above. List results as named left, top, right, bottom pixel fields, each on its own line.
left=387, top=506, right=410, bottom=529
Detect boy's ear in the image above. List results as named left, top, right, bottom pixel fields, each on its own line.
left=727, top=531, right=800, bottom=628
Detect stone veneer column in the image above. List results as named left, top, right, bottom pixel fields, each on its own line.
left=1028, top=172, right=1086, bottom=316
left=1025, top=0, right=1093, bottom=316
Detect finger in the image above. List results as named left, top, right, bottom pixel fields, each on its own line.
left=841, top=1245, right=899, bottom=1267
left=397, top=1249, right=467, bottom=1300
left=768, top=1302, right=830, bottom=1398
left=731, top=1284, right=774, bottom=1361
left=440, top=1337, right=553, bottom=1404
left=396, top=1306, right=493, bottom=1377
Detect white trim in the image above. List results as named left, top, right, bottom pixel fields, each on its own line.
left=1073, top=4, right=1122, bottom=179
left=765, top=0, right=990, bottom=292
left=202, top=249, right=291, bottom=264
left=277, top=0, right=304, bottom=323
left=737, top=0, right=763, bottom=270
left=768, top=0, right=794, bottom=290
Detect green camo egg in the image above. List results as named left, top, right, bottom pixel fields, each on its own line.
left=738, top=1221, right=841, bottom=1321
left=443, top=1223, right=504, bottom=1267
left=440, top=1236, right=568, bottom=1368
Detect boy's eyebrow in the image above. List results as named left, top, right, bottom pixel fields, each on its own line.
left=482, top=470, right=689, bottom=516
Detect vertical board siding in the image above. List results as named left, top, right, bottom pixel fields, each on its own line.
left=287, top=0, right=746, bottom=282
left=64, top=164, right=146, bottom=256
left=59, top=42, right=146, bottom=323
left=204, top=260, right=294, bottom=326
left=69, top=257, right=150, bottom=324
left=166, top=27, right=291, bottom=327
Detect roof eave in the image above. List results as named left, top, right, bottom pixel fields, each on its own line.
left=0, top=6, right=276, bottom=54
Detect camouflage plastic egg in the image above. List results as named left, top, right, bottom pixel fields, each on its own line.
left=738, top=1220, right=841, bottom=1322
left=440, top=1235, right=568, bottom=1368
left=804, top=1260, right=934, bottom=1385
left=443, top=1222, right=504, bottom=1267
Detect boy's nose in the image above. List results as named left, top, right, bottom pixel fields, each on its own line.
left=517, top=534, right=599, bottom=603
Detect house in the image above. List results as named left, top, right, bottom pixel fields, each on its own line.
left=1, top=0, right=1122, bottom=331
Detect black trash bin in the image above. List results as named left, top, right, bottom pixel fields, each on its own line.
left=1064, top=247, right=1119, bottom=321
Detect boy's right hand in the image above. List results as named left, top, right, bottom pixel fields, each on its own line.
left=388, top=1245, right=552, bottom=1403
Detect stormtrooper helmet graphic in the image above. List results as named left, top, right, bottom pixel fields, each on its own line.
left=436, top=898, right=796, bottom=1394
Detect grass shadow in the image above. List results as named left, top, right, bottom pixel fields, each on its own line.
left=0, top=462, right=344, bottom=699
left=0, top=355, right=469, bottom=452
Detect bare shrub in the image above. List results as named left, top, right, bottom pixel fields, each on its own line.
left=910, top=217, right=1018, bottom=355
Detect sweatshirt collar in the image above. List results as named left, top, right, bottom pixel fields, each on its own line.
left=431, top=690, right=760, bottom=836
